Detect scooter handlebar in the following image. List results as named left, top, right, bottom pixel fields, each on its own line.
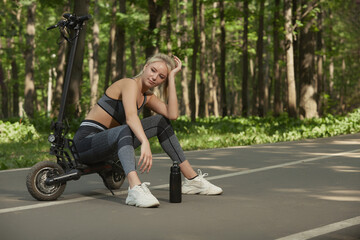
left=62, top=13, right=92, bottom=23
left=77, top=14, right=92, bottom=22
left=47, top=13, right=92, bottom=30
left=47, top=25, right=57, bottom=30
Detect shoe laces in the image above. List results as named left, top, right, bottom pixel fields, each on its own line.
left=140, top=182, right=152, bottom=195
left=197, top=169, right=208, bottom=178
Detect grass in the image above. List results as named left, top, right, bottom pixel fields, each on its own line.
left=0, top=140, right=50, bottom=170
left=1, top=108, right=360, bottom=170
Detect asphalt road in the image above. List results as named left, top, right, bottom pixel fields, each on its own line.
left=1, top=134, right=360, bottom=240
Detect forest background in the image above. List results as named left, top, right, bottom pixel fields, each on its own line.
left=0, top=0, right=359, bottom=169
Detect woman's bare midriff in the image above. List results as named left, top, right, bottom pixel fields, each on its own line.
left=85, top=104, right=121, bottom=129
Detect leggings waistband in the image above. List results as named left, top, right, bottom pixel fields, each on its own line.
left=80, top=120, right=108, bottom=131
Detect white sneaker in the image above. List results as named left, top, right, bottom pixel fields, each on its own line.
left=125, top=182, right=160, bottom=208
left=182, top=169, right=223, bottom=195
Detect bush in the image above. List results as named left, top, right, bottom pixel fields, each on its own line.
left=168, top=109, right=360, bottom=150
left=0, top=119, right=40, bottom=143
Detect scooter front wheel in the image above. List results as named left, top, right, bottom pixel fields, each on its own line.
left=26, top=161, right=66, bottom=201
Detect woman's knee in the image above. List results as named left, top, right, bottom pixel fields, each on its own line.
left=154, top=114, right=172, bottom=128
left=147, top=114, right=166, bottom=124
left=156, top=117, right=175, bottom=142
left=107, top=125, right=134, bottom=146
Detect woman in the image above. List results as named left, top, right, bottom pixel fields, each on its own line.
left=73, top=53, right=222, bottom=208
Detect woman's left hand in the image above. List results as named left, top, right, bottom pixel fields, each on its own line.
left=138, top=140, right=152, bottom=173
left=169, top=56, right=182, bottom=78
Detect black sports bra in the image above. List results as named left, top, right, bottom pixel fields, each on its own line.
left=97, top=93, right=147, bottom=125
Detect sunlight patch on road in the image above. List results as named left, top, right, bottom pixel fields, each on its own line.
left=332, top=140, right=360, bottom=145
left=272, top=188, right=309, bottom=193
left=330, top=190, right=360, bottom=195
left=310, top=189, right=360, bottom=202
left=309, top=195, right=360, bottom=202
left=327, top=165, right=360, bottom=173
left=192, top=157, right=217, bottom=160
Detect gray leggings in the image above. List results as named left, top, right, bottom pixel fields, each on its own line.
left=73, top=115, right=186, bottom=175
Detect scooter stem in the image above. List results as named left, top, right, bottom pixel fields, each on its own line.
left=57, top=28, right=80, bottom=124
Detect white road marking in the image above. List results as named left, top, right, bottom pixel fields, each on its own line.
left=0, top=168, right=30, bottom=173
left=0, top=148, right=359, bottom=215
left=0, top=190, right=128, bottom=214
left=275, top=216, right=360, bottom=240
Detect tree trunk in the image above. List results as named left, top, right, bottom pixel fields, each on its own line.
left=24, top=2, right=36, bottom=118
left=190, top=0, right=199, bottom=121
left=8, top=2, right=22, bottom=117
left=128, top=3, right=138, bottom=77
left=210, top=2, right=219, bottom=117
left=47, top=69, right=53, bottom=116
left=273, top=0, right=282, bottom=116
left=53, top=39, right=67, bottom=116
left=116, top=0, right=126, bottom=79
left=66, top=0, right=90, bottom=117
left=146, top=0, right=164, bottom=58
left=90, top=0, right=100, bottom=109
left=51, top=0, right=70, bottom=116
left=143, top=0, right=164, bottom=118
left=256, top=0, right=265, bottom=117
left=328, top=11, right=334, bottom=99
left=0, top=61, right=8, bottom=119
left=299, top=0, right=318, bottom=119
left=241, top=0, right=249, bottom=117
left=284, top=0, right=297, bottom=118
left=219, top=0, right=227, bottom=117
left=11, top=58, right=19, bottom=117
left=130, top=37, right=138, bottom=76
left=340, top=58, right=346, bottom=113
left=316, top=8, right=324, bottom=116
left=179, top=0, right=191, bottom=117
left=293, top=0, right=300, bottom=105
left=88, top=41, right=94, bottom=100
left=250, top=57, right=256, bottom=115
left=165, top=0, right=172, bottom=54
left=6, top=36, right=20, bottom=118
left=264, top=16, right=271, bottom=116
left=198, top=0, right=206, bottom=117
left=105, top=0, right=117, bottom=90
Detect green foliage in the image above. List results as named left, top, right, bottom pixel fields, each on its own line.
left=0, top=137, right=51, bottom=170
left=1, top=108, right=360, bottom=170
left=1, top=0, right=359, bottom=119
left=0, top=119, right=40, bottom=144
left=28, top=111, right=83, bottom=137
left=148, top=108, right=360, bottom=153
left=0, top=119, right=43, bottom=169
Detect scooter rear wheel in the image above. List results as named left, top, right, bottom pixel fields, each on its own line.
left=26, top=161, right=66, bottom=201
left=102, top=169, right=125, bottom=190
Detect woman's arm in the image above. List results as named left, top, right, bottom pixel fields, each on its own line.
left=121, top=79, right=152, bottom=173
left=146, top=56, right=182, bottom=120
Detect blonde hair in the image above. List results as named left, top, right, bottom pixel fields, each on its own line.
left=135, top=53, right=176, bottom=100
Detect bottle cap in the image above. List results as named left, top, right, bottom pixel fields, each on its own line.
left=171, top=161, right=180, bottom=173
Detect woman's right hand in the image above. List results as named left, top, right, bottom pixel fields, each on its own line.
left=169, top=56, right=182, bottom=78
left=138, top=140, right=153, bottom=173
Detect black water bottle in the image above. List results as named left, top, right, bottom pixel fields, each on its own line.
left=170, top=161, right=182, bottom=203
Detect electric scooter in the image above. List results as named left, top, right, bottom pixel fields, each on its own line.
left=26, top=13, right=126, bottom=201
